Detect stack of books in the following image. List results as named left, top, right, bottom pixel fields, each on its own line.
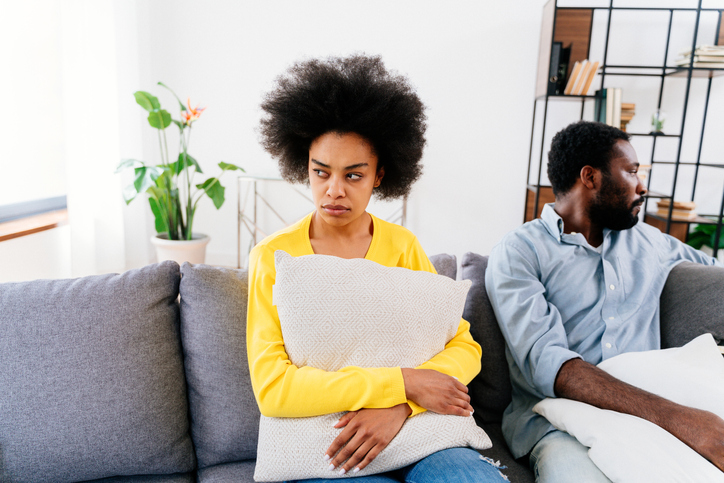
left=594, top=87, right=622, bottom=128
left=564, top=59, right=600, bottom=96
left=656, top=199, right=698, bottom=220
left=621, top=103, right=635, bottom=132
left=676, top=45, right=724, bottom=69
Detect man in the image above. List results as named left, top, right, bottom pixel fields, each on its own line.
left=485, top=120, right=724, bottom=482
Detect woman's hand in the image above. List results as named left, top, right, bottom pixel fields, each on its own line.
left=401, top=368, right=473, bottom=416
left=324, top=403, right=411, bottom=475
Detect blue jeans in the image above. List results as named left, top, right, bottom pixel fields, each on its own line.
left=285, top=447, right=509, bottom=482
left=529, top=430, right=611, bottom=483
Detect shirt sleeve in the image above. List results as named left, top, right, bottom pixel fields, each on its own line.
left=246, top=244, right=408, bottom=418
left=485, top=239, right=581, bottom=399
left=658, top=232, right=724, bottom=267
left=402, top=237, right=483, bottom=416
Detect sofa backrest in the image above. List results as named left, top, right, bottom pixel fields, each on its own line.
left=178, top=263, right=260, bottom=470
left=0, top=262, right=195, bottom=483
left=660, top=261, right=724, bottom=348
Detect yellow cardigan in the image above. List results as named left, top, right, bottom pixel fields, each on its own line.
left=246, top=212, right=482, bottom=418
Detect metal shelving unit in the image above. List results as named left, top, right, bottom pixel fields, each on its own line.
left=526, top=0, right=724, bottom=257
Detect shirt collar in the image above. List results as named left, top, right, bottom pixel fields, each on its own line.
left=541, top=203, right=565, bottom=242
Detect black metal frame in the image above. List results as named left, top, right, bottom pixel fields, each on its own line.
left=526, top=0, right=724, bottom=257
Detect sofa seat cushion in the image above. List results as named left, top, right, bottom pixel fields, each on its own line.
left=0, top=261, right=195, bottom=483
left=197, top=460, right=257, bottom=483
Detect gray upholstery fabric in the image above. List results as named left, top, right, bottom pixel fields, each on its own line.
left=660, top=261, right=724, bottom=349
left=87, top=473, right=194, bottom=482
left=179, top=263, right=260, bottom=469
left=197, top=460, right=257, bottom=483
left=0, top=262, right=195, bottom=483
left=460, top=252, right=512, bottom=425
left=429, top=253, right=457, bottom=280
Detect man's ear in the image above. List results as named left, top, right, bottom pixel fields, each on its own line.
left=580, top=166, right=599, bottom=190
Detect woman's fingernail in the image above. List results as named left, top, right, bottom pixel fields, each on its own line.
left=469, top=410, right=474, bottom=417
left=328, top=463, right=335, bottom=471
left=339, top=468, right=346, bottom=476
left=352, top=467, right=360, bottom=474
left=323, top=454, right=330, bottom=461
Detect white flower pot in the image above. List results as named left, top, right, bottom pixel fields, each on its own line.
left=151, top=233, right=210, bottom=265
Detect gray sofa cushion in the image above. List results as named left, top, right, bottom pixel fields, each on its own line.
left=179, top=263, right=260, bottom=469
left=460, top=252, right=512, bottom=425
left=87, top=474, right=194, bottom=483
left=0, top=261, right=195, bottom=483
left=197, top=460, right=257, bottom=483
left=660, top=261, right=724, bottom=348
left=430, top=253, right=457, bottom=280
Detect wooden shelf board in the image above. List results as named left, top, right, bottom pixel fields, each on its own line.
left=0, top=209, right=69, bottom=242
left=644, top=212, right=714, bottom=225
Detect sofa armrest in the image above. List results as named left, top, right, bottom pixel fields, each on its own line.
left=660, top=261, right=724, bottom=349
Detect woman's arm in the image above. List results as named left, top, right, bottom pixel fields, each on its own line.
left=247, top=244, right=409, bottom=417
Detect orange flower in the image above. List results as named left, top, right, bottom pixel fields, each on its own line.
left=182, top=98, right=206, bottom=125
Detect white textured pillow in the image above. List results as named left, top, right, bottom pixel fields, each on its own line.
left=253, top=251, right=491, bottom=482
left=533, top=333, right=724, bottom=483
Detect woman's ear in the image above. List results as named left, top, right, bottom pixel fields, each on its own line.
left=374, top=167, right=385, bottom=188
left=580, top=165, right=599, bottom=191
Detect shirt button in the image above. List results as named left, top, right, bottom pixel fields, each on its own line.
left=605, top=343, right=612, bottom=349
left=608, top=316, right=615, bottom=320
left=609, top=284, right=615, bottom=290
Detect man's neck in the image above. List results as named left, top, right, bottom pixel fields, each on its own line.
left=553, top=197, right=604, bottom=247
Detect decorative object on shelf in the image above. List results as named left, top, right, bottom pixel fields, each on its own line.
left=676, top=45, right=724, bottom=69
left=656, top=199, right=697, bottom=221
left=116, top=83, right=244, bottom=264
left=637, top=164, right=650, bottom=182
left=620, top=103, right=635, bottom=132
left=650, top=108, right=665, bottom=134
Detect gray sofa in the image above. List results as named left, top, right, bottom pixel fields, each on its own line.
left=1, top=253, right=722, bottom=482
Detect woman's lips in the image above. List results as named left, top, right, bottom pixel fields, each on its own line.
left=322, top=205, right=350, bottom=216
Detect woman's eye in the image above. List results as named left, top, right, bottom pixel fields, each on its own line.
left=313, top=169, right=329, bottom=178
left=347, top=173, right=361, bottom=180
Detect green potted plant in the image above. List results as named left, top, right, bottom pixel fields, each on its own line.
left=116, top=82, right=243, bottom=264
left=687, top=223, right=724, bottom=261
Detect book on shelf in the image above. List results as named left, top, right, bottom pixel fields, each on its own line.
left=578, top=61, right=599, bottom=96
left=678, top=45, right=724, bottom=58
left=657, top=199, right=697, bottom=211
left=564, top=61, right=582, bottom=95
left=547, top=42, right=562, bottom=96
left=595, top=87, right=622, bottom=128
left=656, top=199, right=698, bottom=220
left=571, top=60, right=590, bottom=94
left=676, top=45, right=724, bottom=68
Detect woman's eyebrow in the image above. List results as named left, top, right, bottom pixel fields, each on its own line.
left=310, top=159, right=369, bottom=170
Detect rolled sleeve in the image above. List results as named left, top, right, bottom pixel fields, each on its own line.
left=485, top=241, right=580, bottom=398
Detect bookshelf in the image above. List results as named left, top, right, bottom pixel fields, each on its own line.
left=525, top=0, right=724, bottom=257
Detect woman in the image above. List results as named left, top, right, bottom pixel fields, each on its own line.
left=248, top=54, right=507, bottom=482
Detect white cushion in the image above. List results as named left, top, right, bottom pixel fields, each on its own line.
left=533, top=333, right=724, bottom=483
left=253, top=251, right=491, bottom=482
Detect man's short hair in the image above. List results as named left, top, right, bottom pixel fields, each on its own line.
left=547, top=121, right=631, bottom=196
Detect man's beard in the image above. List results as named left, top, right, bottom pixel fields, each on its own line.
left=588, top=173, right=644, bottom=231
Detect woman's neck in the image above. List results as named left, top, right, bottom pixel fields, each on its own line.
left=308, top=211, right=374, bottom=259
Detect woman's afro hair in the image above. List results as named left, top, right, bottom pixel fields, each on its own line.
left=547, top=121, right=630, bottom=196
left=259, top=54, right=427, bottom=200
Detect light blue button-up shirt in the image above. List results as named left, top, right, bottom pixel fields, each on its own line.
left=485, top=203, right=722, bottom=458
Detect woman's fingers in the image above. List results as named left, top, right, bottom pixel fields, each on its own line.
left=333, top=410, right=358, bottom=429
left=401, top=368, right=475, bottom=415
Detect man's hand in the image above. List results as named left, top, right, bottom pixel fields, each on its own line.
left=401, top=368, right=473, bottom=416
left=324, top=404, right=411, bottom=475
left=556, top=357, right=724, bottom=472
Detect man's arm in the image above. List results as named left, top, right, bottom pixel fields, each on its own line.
left=555, top=357, right=724, bottom=472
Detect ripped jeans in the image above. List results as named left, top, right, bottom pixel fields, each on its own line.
left=285, top=447, right=509, bottom=483
left=529, top=430, right=612, bottom=483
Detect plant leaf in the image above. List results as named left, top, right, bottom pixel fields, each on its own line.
left=147, top=109, right=172, bottom=129
left=116, top=158, right=145, bottom=173
left=218, top=161, right=245, bottom=172
left=147, top=196, right=168, bottom=234
left=196, top=178, right=225, bottom=209
left=134, top=91, right=160, bottom=112
left=173, top=152, right=203, bottom=175
left=122, top=184, right=138, bottom=204
left=172, top=119, right=184, bottom=130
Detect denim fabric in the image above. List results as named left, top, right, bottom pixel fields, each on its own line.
left=529, top=431, right=610, bottom=483
left=485, top=203, right=722, bottom=458
left=286, top=447, right=509, bottom=482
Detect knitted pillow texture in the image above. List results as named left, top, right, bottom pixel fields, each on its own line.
left=253, top=251, right=491, bottom=482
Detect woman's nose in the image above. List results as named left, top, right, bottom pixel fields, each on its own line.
left=326, top=176, right=345, bottom=198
